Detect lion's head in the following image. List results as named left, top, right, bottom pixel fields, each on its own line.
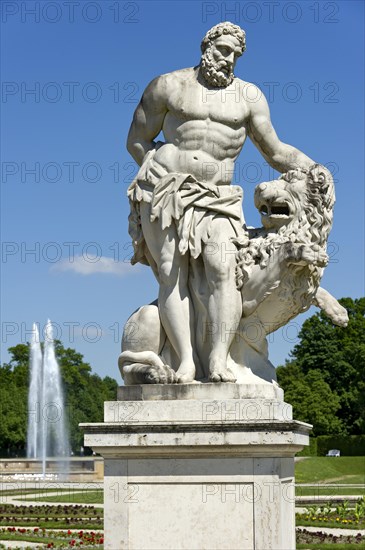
left=236, top=164, right=335, bottom=296
left=254, top=164, right=335, bottom=247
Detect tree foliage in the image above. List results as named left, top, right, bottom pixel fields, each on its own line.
left=0, top=341, right=118, bottom=456
left=277, top=297, right=365, bottom=436
left=1, top=298, right=363, bottom=454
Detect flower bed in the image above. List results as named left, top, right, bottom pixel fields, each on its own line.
left=0, top=527, right=104, bottom=548
left=0, top=505, right=103, bottom=530
left=297, top=528, right=364, bottom=545
left=296, top=497, right=365, bottom=529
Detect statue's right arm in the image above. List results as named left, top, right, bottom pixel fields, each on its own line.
left=126, top=76, right=168, bottom=166
left=246, top=84, right=315, bottom=173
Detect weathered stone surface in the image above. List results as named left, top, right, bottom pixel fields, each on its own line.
left=101, top=456, right=296, bottom=549
left=81, top=385, right=310, bottom=548
left=116, top=381, right=284, bottom=401
left=119, top=22, right=347, bottom=387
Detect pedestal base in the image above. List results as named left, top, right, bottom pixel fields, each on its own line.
left=81, top=384, right=311, bottom=550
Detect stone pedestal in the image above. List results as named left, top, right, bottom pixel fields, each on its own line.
left=81, top=383, right=311, bottom=550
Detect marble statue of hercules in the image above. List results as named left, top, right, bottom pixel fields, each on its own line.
left=126, top=22, right=314, bottom=384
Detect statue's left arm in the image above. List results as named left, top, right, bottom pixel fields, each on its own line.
left=246, top=85, right=315, bottom=173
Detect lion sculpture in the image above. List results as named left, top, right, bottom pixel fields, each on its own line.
left=119, top=164, right=348, bottom=385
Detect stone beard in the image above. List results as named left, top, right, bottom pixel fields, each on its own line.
left=200, top=44, right=235, bottom=87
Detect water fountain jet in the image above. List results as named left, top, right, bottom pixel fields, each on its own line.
left=27, top=323, right=42, bottom=458
left=27, top=320, right=70, bottom=478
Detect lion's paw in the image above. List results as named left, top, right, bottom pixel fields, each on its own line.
left=327, top=305, right=349, bottom=327
left=131, top=363, right=178, bottom=384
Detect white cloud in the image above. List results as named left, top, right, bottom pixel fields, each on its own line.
left=51, top=255, right=136, bottom=277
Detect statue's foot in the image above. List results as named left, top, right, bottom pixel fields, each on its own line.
left=209, top=370, right=237, bottom=383
left=209, top=361, right=237, bottom=383
left=176, top=361, right=196, bottom=384
left=127, top=363, right=178, bottom=384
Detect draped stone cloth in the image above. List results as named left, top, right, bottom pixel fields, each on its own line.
left=127, top=148, right=245, bottom=266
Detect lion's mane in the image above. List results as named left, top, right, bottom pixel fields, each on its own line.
left=236, top=164, right=335, bottom=310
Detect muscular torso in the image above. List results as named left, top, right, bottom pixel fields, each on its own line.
left=153, top=68, right=249, bottom=186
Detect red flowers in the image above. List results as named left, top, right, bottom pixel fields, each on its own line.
left=3, top=524, right=104, bottom=547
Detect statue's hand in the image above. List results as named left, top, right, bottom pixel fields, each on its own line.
left=280, top=168, right=307, bottom=183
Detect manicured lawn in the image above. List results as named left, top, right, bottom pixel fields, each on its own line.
left=22, top=490, right=103, bottom=504
left=295, top=457, right=365, bottom=484
left=297, top=486, right=365, bottom=496
left=0, top=488, right=72, bottom=497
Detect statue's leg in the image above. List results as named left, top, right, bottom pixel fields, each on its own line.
left=139, top=202, right=196, bottom=383
left=189, top=256, right=210, bottom=380
left=202, top=218, right=241, bottom=383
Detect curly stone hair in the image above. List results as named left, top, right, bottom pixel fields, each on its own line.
left=201, top=22, right=246, bottom=54
left=235, top=165, right=335, bottom=310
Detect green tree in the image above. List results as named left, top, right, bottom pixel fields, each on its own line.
left=277, top=365, right=343, bottom=436
left=0, top=362, right=28, bottom=454
left=277, top=297, right=365, bottom=435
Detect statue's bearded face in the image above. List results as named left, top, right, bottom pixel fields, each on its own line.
left=200, top=34, right=242, bottom=88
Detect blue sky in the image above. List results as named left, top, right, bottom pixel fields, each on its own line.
left=1, top=0, right=364, bottom=381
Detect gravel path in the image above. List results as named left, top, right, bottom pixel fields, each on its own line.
left=0, top=541, right=40, bottom=548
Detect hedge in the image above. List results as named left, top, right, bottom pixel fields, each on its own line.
left=296, top=435, right=365, bottom=457
left=297, top=437, right=318, bottom=457
left=316, top=435, right=365, bottom=456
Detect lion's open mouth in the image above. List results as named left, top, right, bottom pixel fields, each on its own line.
left=260, top=202, right=290, bottom=218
